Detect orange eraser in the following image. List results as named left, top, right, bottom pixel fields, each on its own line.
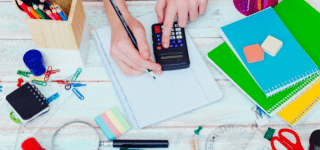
left=243, top=44, right=264, bottom=63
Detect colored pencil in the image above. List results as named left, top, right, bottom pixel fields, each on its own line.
left=257, top=0, right=262, bottom=11
left=28, top=6, right=41, bottom=19
left=32, top=3, right=46, bottom=19
left=45, top=9, right=57, bottom=20
left=57, top=8, right=68, bottom=21
left=40, top=0, right=51, bottom=10
left=17, top=0, right=36, bottom=19
left=51, top=9, right=62, bottom=20
left=54, top=3, right=67, bottom=17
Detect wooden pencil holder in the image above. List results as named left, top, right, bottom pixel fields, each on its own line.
left=14, top=0, right=86, bottom=50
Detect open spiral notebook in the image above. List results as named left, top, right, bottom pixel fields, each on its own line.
left=92, top=12, right=223, bottom=129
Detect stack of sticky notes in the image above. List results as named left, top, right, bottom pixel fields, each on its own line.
left=94, top=107, right=131, bottom=140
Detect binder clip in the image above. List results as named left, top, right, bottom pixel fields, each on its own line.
left=72, top=83, right=86, bottom=87
left=71, top=68, right=82, bottom=82
left=73, top=88, right=84, bottom=100
left=252, top=106, right=269, bottom=127
left=17, top=70, right=31, bottom=77
left=32, top=80, right=47, bottom=86
left=46, top=93, right=59, bottom=104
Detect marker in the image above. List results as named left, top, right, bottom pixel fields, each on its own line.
left=57, top=8, right=68, bottom=21
left=46, top=9, right=57, bottom=20
left=109, top=0, right=156, bottom=79
left=28, top=7, right=41, bottom=19
left=32, top=3, right=46, bottom=19
left=17, top=0, right=36, bottom=19
left=100, top=140, right=169, bottom=148
left=52, top=9, right=62, bottom=20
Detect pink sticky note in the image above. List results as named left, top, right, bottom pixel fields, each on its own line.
left=100, top=113, right=121, bottom=138
left=243, top=44, right=264, bottom=63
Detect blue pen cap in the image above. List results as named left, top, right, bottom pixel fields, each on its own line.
left=23, top=49, right=46, bottom=76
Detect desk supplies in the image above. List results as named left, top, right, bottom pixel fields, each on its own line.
left=271, top=128, right=303, bottom=150
left=95, top=107, right=131, bottom=140
left=32, top=3, right=46, bottom=19
left=46, top=93, right=59, bottom=103
left=264, top=127, right=275, bottom=141
left=17, top=78, right=24, bottom=87
left=27, top=6, right=41, bottom=19
left=10, top=111, right=22, bottom=124
left=220, top=7, right=318, bottom=97
left=100, top=140, right=169, bottom=148
left=17, top=0, right=36, bottom=19
left=109, top=0, right=155, bottom=79
left=261, top=35, right=283, bottom=57
left=243, top=44, right=264, bottom=63
left=17, top=70, right=32, bottom=77
left=32, top=80, right=47, bottom=86
left=6, top=82, right=49, bottom=123
left=72, top=88, right=84, bottom=100
left=194, top=126, right=203, bottom=136
left=92, top=12, right=222, bottom=129
left=0, top=85, right=2, bottom=92
left=23, top=50, right=46, bottom=76
left=190, top=138, right=199, bottom=150
left=71, top=68, right=82, bottom=81
left=51, top=9, right=62, bottom=20
left=57, top=8, right=67, bottom=21
left=309, top=130, right=320, bottom=150
left=233, top=0, right=278, bottom=16
left=21, top=138, right=45, bottom=150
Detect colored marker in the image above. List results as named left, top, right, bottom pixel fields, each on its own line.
left=28, top=7, right=41, bottom=19
left=46, top=9, right=57, bottom=20
left=17, top=0, right=35, bottom=19
left=52, top=9, right=62, bottom=20
left=32, top=3, right=46, bottom=19
left=57, top=8, right=67, bottom=21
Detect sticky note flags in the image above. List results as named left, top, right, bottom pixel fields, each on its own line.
left=94, top=107, right=131, bottom=140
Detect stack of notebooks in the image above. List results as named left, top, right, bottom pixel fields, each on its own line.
left=208, top=0, right=320, bottom=127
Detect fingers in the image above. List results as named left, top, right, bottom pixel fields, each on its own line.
left=131, top=27, right=151, bottom=60
left=189, top=1, right=199, bottom=21
left=155, top=0, right=167, bottom=23
left=162, top=4, right=177, bottom=48
left=177, top=2, right=188, bottom=28
left=113, top=59, right=145, bottom=76
left=199, top=0, right=208, bottom=15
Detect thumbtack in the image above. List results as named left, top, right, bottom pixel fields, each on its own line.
left=17, top=78, right=24, bottom=87
left=194, top=126, right=203, bottom=136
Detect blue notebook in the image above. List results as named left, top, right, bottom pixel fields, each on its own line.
left=220, top=8, right=318, bottom=97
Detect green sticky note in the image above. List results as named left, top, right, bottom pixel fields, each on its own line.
left=111, top=107, right=131, bottom=131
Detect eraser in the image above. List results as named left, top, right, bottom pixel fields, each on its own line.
left=243, top=44, right=264, bottom=63
left=264, top=127, right=275, bottom=141
left=261, top=35, right=283, bottom=57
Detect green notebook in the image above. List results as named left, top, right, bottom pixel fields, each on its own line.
left=207, top=0, right=320, bottom=116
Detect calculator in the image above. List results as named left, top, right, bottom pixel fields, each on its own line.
left=152, top=22, right=190, bottom=71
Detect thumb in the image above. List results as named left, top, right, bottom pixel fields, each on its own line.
left=133, top=28, right=151, bottom=60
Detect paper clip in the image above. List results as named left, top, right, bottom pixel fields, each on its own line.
left=51, top=80, right=73, bottom=85
left=50, top=69, right=60, bottom=74
left=30, top=77, right=45, bottom=81
left=46, top=93, right=59, bottom=104
left=71, top=68, right=82, bottom=82
left=65, top=84, right=72, bottom=90
left=17, top=70, right=31, bottom=77
left=44, top=66, right=52, bottom=82
left=32, top=80, right=47, bottom=86
left=73, top=88, right=84, bottom=100
left=10, top=111, right=22, bottom=124
left=72, top=83, right=86, bottom=87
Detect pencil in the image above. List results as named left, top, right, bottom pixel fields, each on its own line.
left=51, top=9, right=62, bottom=20
left=40, top=0, right=51, bottom=10
left=54, top=3, right=67, bottom=17
left=17, top=0, right=36, bottom=19
left=109, top=0, right=156, bottom=79
left=39, top=4, right=50, bottom=19
left=257, top=0, right=262, bottom=11
left=45, top=9, right=57, bottom=20
left=57, top=8, right=68, bottom=21
left=28, top=6, right=41, bottom=19
left=32, top=3, right=46, bottom=19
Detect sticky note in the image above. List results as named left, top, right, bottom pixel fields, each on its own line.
left=101, top=113, right=121, bottom=138
left=106, top=110, right=126, bottom=134
left=94, top=116, right=115, bottom=140
left=243, top=44, right=264, bottom=63
left=111, top=107, right=131, bottom=131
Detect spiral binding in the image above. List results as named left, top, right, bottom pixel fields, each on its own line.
left=277, top=73, right=320, bottom=127
left=264, top=68, right=319, bottom=97
left=266, top=73, right=320, bottom=115
left=30, top=83, right=46, bottom=102
left=92, top=30, right=139, bottom=129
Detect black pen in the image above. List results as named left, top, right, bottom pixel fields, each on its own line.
left=109, top=0, right=156, bottom=79
left=100, top=139, right=169, bottom=148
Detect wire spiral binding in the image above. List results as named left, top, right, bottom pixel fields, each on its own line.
left=266, top=73, right=320, bottom=115
left=92, top=30, right=139, bottom=129
left=264, top=68, right=319, bottom=97
left=31, top=83, right=47, bottom=102
left=277, top=73, right=320, bottom=127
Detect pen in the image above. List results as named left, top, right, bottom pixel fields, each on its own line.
left=109, top=0, right=156, bottom=79
left=100, top=140, right=169, bottom=148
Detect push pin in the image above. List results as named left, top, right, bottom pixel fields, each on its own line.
left=17, top=78, right=24, bottom=87
left=193, top=126, right=203, bottom=137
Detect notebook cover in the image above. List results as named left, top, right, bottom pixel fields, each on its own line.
left=207, top=42, right=318, bottom=116
left=220, top=8, right=318, bottom=97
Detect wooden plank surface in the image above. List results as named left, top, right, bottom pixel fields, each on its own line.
left=1, top=0, right=320, bottom=150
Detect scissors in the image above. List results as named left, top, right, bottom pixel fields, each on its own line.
left=271, top=128, right=304, bottom=150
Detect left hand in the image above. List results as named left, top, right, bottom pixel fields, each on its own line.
left=155, top=0, right=208, bottom=48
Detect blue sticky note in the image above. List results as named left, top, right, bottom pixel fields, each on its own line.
left=95, top=115, right=115, bottom=140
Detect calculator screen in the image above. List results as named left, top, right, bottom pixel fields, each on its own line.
left=161, top=55, right=183, bottom=59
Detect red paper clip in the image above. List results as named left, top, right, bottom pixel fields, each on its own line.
left=44, top=66, right=52, bottom=82
left=51, top=80, right=74, bottom=85
left=50, top=69, right=60, bottom=74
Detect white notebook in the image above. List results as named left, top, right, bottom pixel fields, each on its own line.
left=92, top=12, right=223, bottom=129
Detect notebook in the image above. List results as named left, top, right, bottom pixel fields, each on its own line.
left=6, top=82, right=49, bottom=123
left=92, top=12, right=223, bottom=129
left=207, top=42, right=318, bottom=116
left=220, top=7, right=319, bottom=97
left=274, top=0, right=320, bottom=127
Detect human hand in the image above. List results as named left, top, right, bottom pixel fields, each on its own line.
left=110, top=17, right=162, bottom=76
left=155, top=0, right=208, bottom=48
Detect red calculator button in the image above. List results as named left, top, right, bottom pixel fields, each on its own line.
left=157, top=46, right=162, bottom=50
left=155, top=26, right=161, bottom=33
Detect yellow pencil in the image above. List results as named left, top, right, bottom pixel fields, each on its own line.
left=53, top=3, right=67, bottom=17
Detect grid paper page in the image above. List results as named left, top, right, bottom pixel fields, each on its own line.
left=93, top=12, right=222, bottom=129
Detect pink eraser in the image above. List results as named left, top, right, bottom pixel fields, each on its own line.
left=243, top=44, right=264, bottom=63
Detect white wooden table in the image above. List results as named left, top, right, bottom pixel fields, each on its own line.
left=1, top=0, right=320, bottom=149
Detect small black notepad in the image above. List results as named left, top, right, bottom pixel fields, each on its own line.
left=6, top=82, right=49, bottom=122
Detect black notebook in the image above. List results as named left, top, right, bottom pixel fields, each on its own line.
left=6, top=82, right=49, bottom=123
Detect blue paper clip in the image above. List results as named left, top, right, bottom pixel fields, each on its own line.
left=46, top=93, right=60, bottom=103
left=72, top=83, right=86, bottom=87
left=73, top=88, right=84, bottom=100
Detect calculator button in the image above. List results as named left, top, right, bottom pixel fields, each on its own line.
left=170, top=40, right=176, bottom=44
left=156, top=38, right=161, bottom=42
left=161, top=25, right=163, bottom=28
left=169, top=44, right=173, bottom=48
left=179, top=43, right=184, bottom=47
left=171, top=32, right=175, bottom=36
left=157, top=42, right=162, bottom=45
left=176, top=31, right=181, bottom=35
left=174, top=44, right=179, bottom=47
left=177, top=36, right=183, bottom=39
left=157, top=46, right=162, bottom=50
left=177, top=39, right=183, bottom=43
left=172, top=28, right=174, bottom=31
left=156, top=34, right=161, bottom=38
left=170, top=36, right=176, bottom=40
left=176, top=28, right=181, bottom=31
left=175, top=24, right=178, bottom=27
left=155, top=26, right=161, bottom=33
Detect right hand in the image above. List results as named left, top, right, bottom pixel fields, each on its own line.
left=110, top=17, right=162, bottom=76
